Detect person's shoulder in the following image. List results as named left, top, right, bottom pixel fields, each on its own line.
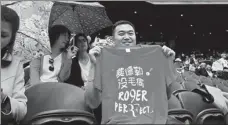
left=140, top=44, right=161, bottom=49
left=12, top=55, right=24, bottom=65
left=6, top=55, right=24, bottom=72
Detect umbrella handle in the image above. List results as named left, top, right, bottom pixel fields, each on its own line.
left=70, top=34, right=76, bottom=46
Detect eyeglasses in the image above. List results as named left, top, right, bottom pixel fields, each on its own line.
left=49, top=58, right=54, bottom=71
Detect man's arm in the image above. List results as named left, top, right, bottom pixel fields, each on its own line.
left=85, top=82, right=102, bottom=109
left=163, top=49, right=178, bottom=99
left=85, top=52, right=103, bottom=109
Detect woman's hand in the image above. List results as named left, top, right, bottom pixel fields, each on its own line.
left=162, top=45, right=175, bottom=60
left=67, top=45, right=78, bottom=59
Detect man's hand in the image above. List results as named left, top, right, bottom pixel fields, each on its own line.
left=89, top=46, right=103, bottom=64
left=89, top=46, right=103, bottom=57
left=162, top=45, right=175, bottom=60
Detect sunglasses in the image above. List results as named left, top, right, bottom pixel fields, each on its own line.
left=49, top=58, right=54, bottom=71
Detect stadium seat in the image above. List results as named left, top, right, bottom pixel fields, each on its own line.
left=168, top=94, right=182, bottom=109
left=185, top=76, right=200, bottom=84
left=182, top=81, right=199, bottom=91
left=168, top=94, right=193, bottom=124
left=168, top=81, right=185, bottom=94
left=20, top=82, right=96, bottom=125
left=200, top=76, right=214, bottom=87
left=191, top=73, right=200, bottom=81
left=195, top=108, right=225, bottom=124
left=175, top=91, right=225, bottom=124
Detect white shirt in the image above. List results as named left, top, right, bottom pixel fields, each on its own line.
left=40, top=53, right=62, bottom=82
left=79, top=57, right=95, bottom=86
left=218, top=58, right=228, bottom=68
left=206, top=70, right=213, bottom=77
left=212, top=58, right=228, bottom=71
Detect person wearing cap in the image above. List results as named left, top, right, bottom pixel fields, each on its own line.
left=174, top=58, right=184, bottom=74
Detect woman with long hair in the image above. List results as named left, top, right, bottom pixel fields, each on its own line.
left=66, top=33, right=102, bottom=87
left=1, top=5, right=27, bottom=123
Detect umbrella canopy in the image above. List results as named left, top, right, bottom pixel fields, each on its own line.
left=1, top=1, right=53, bottom=63
left=49, top=1, right=113, bottom=36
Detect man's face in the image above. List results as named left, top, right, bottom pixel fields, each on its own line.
left=113, top=24, right=136, bottom=47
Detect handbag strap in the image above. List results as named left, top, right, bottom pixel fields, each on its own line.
left=192, top=83, right=214, bottom=103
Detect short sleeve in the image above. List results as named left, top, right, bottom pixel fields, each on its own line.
left=93, top=53, right=102, bottom=91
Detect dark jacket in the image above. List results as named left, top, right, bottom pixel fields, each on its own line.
left=65, top=57, right=84, bottom=87
left=195, top=68, right=209, bottom=77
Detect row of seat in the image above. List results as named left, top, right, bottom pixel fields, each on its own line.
left=168, top=71, right=228, bottom=124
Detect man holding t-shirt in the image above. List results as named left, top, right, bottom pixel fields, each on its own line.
left=85, top=20, right=182, bottom=124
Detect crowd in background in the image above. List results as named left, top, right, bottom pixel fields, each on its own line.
left=174, top=51, right=228, bottom=80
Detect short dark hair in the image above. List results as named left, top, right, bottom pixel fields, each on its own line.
left=1, top=5, right=20, bottom=67
left=112, top=20, right=135, bottom=34
left=48, top=25, right=71, bottom=48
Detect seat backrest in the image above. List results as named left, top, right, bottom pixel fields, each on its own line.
left=185, top=76, right=200, bottom=84
left=21, top=82, right=95, bottom=125
left=182, top=81, right=199, bottom=91
left=168, top=94, right=182, bottom=109
left=200, top=77, right=214, bottom=87
left=168, top=94, right=193, bottom=124
left=169, top=81, right=184, bottom=95
left=195, top=108, right=225, bottom=124
left=30, top=109, right=96, bottom=125
left=176, top=91, right=217, bottom=120
left=191, top=73, right=200, bottom=81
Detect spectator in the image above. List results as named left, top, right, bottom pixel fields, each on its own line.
left=212, top=53, right=227, bottom=72
left=174, top=58, right=184, bottom=74
left=1, top=5, right=27, bottom=123
left=206, top=64, right=213, bottom=77
left=184, top=55, right=190, bottom=66
left=29, top=25, right=77, bottom=86
left=195, top=63, right=208, bottom=77
left=66, top=33, right=102, bottom=87
left=85, top=20, right=182, bottom=124
left=218, top=53, right=228, bottom=70
left=190, top=54, right=197, bottom=65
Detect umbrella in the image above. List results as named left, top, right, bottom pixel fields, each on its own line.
left=1, top=1, right=54, bottom=63
left=48, top=1, right=113, bottom=36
